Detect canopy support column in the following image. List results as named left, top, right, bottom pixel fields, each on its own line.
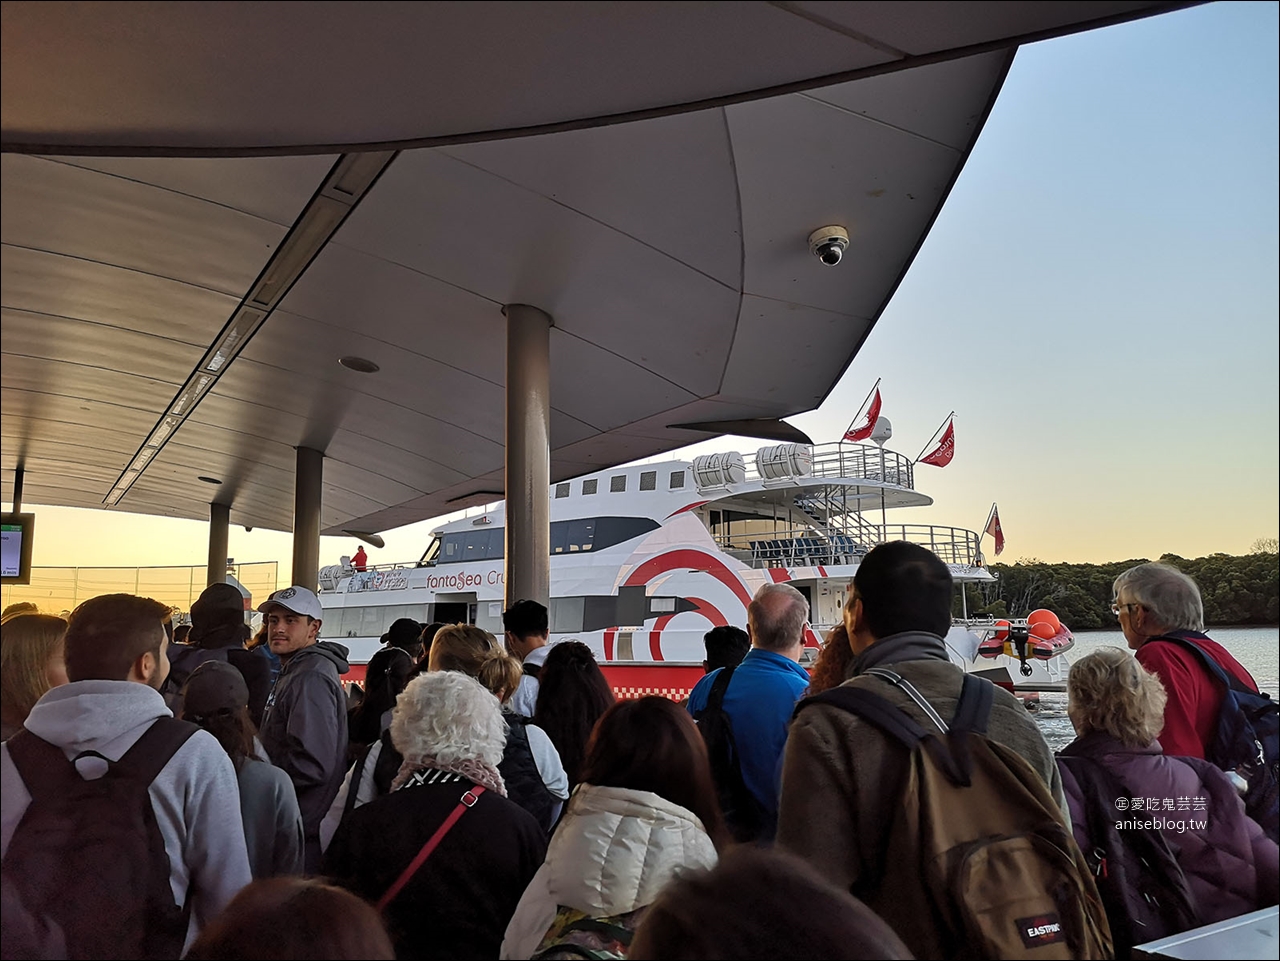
left=292, top=447, right=323, bottom=592
left=503, top=304, right=552, bottom=609
left=207, top=501, right=230, bottom=587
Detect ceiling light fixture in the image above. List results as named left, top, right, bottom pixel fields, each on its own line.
left=102, top=150, right=397, bottom=508
left=197, top=476, right=223, bottom=485
left=147, top=416, right=179, bottom=447
left=338, top=356, right=380, bottom=373
left=204, top=308, right=264, bottom=373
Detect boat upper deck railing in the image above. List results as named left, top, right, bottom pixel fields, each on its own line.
left=715, top=522, right=982, bottom=567
left=804, top=443, right=915, bottom=489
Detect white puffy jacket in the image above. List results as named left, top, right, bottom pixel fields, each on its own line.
left=500, top=783, right=718, bottom=959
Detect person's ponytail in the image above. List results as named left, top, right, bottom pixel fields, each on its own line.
left=476, top=647, right=522, bottom=705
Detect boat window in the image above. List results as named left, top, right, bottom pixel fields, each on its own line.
left=555, top=483, right=570, bottom=498
left=438, top=528, right=504, bottom=564
left=439, top=516, right=661, bottom=560
left=592, top=516, right=659, bottom=550
left=548, top=516, right=658, bottom=555
left=669, top=470, right=685, bottom=489
left=582, top=479, right=598, bottom=495
left=565, top=518, right=595, bottom=552
left=550, top=596, right=585, bottom=633
left=359, top=607, right=382, bottom=637
left=332, top=605, right=430, bottom=637
left=334, top=607, right=362, bottom=638
left=462, top=528, right=501, bottom=561
left=610, top=475, right=627, bottom=493
left=640, top=471, right=656, bottom=491
left=418, top=536, right=441, bottom=566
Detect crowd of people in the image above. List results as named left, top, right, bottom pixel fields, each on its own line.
left=0, top=546, right=1275, bottom=960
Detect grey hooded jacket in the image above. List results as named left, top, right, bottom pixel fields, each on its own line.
left=259, top=640, right=349, bottom=870
left=0, top=681, right=252, bottom=949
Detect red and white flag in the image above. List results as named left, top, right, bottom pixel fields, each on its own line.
left=918, top=418, right=955, bottom=467
left=985, top=504, right=1005, bottom=556
left=844, top=387, right=882, bottom=442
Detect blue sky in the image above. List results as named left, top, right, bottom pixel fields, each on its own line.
left=796, top=0, right=1280, bottom=562
left=21, top=1, right=1280, bottom=570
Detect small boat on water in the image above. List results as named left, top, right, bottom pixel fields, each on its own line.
left=317, top=435, right=1071, bottom=697
left=977, top=609, right=1075, bottom=667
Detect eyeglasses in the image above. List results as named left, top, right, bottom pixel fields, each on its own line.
left=1110, top=602, right=1137, bottom=618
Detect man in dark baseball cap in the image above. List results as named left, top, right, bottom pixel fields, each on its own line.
left=165, top=582, right=271, bottom=727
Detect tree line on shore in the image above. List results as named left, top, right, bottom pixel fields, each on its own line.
left=954, top=548, right=1280, bottom=629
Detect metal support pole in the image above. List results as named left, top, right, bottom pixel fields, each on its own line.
left=12, top=464, right=24, bottom=513
left=503, top=304, right=552, bottom=609
left=207, top=502, right=230, bottom=587
left=292, top=447, right=324, bottom=591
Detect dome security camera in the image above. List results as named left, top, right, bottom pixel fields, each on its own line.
left=808, top=226, right=850, bottom=266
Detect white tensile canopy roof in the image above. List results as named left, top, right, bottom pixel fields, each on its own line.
left=1, top=2, right=1184, bottom=536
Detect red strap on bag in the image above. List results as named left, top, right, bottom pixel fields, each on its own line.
left=377, top=786, right=486, bottom=912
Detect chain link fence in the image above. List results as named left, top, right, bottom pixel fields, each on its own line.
left=2, top=562, right=279, bottom=617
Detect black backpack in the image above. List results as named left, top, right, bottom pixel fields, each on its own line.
left=692, top=666, right=766, bottom=842
left=162, top=645, right=229, bottom=714
left=163, top=646, right=272, bottom=728
left=1151, top=634, right=1279, bottom=842
left=1057, top=755, right=1199, bottom=958
left=2, top=719, right=199, bottom=960
left=500, top=716, right=557, bottom=833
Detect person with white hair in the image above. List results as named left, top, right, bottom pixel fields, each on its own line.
left=324, top=671, right=546, bottom=960
left=1112, top=562, right=1260, bottom=759
left=685, top=582, right=812, bottom=841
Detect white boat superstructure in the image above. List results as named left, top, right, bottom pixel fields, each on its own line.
left=317, top=440, right=1064, bottom=693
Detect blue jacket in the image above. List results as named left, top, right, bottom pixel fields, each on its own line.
left=687, top=648, right=810, bottom=833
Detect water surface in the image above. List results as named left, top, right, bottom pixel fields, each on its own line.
left=1033, top=626, right=1279, bottom=752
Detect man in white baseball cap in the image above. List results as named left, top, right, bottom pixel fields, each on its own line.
left=256, top=586, right=349, bottom=871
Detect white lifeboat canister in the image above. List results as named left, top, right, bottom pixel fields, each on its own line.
left=692, top=451, right=747, bottom=490
left=756, top=443, right=814, bottom=481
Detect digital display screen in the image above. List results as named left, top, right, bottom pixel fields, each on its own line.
left=1, top=524, right=21, bottom=577
left=1, top=514, right=34, bottom=584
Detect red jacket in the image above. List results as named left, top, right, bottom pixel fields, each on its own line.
left=1135, top=631, right=1258, bottom=759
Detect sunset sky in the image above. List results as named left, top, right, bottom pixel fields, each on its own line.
left=11, top=1, right=1279, bottom=579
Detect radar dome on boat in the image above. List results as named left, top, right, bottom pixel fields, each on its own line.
left=756, top=443, right=813, bottom=481
left=692, top=451, right=747, bottom=490
left=870, top=416, right=893, bottom=446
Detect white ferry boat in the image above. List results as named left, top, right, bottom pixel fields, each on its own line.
left=317, top=438, right=1069, bottom=698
